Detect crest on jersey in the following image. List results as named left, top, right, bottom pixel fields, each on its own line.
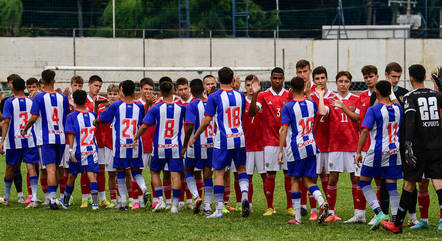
left=399, top=96, right=403, bottom=102
left=268, top=101, right=272, bottom=105
left=349, top=105, right=355, bottom=111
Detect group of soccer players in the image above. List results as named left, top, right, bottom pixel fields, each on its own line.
left=0, top=60, right=441, bottom=233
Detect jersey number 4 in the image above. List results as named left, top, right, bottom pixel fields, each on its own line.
left=418, top=97, right=439, bottom=121
left=387, top=122, right=398, bottom=143
left=52, top=108, right=60, bottom=125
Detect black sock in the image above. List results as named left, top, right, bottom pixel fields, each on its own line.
left=380, top=179, right=390, bottom=215
left=408, top=188, right=417, bottom=214
left=395, top=189, right=413, bottom=227
left=13, top=169, right=22, bottom=193
left=63, top=194, right=70, bottom=205
left=437, top=189, right=442, bottom=210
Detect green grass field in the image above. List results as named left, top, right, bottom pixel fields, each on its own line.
left=0, top=157, right=441, bottom=241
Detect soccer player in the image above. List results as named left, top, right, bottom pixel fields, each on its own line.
left=21, top=69, right=70, bottom=210
left=95, top=80, right=150, bottom=211
left=181, top=78, right=215, bottom=215
left=0, top=77, right=39, bottom=208
left=133, top=80, right=185, bottom=213
left=189, top=67, right=250, bottom=219
left=249, top=67, right=293, bottom=216
left=326, top=71, right=361, bottom=222
left=58, top=90, right=100, bottom=210
left=355, top=80, right=403, bottom=230
left=381, top=64, right=442, bottom=233
left=278, top=76, right=329, bottom=224
left=309, top=66, right=336, bottom=220
left=203, top=75, right=217, bottom=99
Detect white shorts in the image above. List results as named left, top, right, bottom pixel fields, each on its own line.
left=104, top=147, right=116, bottom=172
left=246, top=151, right=266, bottom=175
left=264, top=146, right=287, bottom=172
left=97, top=148, right=106, bottom=165
left=59, top=145, right=70, bottom=169
left=141, top=153, right=151, bottom=170
left=316, top=152, right=329, bottom=174
left=328, top=151, right=356, bottom=173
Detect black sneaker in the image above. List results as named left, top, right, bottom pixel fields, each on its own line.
left=241, top=200, right=250, bottom=218
left=49, top=201, right=59, bottom=210
left=301, top=207, right=308, bottom=216
left=119, top=206, right=129, bottom=211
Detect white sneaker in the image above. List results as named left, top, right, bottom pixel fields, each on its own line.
left=139, top=200, right=145, bottom=208
left=165, top=203, right=172, bottom=210
left=171, top=205, right=178, bottom=213
left=153, top=200, right=166, bottom=212
left=206, top=211, right=223, bottom=219
left=42, top=198, right=50, bottom=206
left=178, top=202, right=185, bottom=211
left=344, top=215, right=366, bottom=224
left=408, top=217, right=419, bottom=226
left=368, top=215, right=377, bottom=226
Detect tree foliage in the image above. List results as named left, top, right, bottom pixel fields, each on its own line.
left=0, top=0, right=23, bottom=36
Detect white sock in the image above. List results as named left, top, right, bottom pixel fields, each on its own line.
left=166, top=199, right=172, bottom=205
left=99, top=191, right=106, bottom=202
left=409, top=212, right=417, bottom=220
left=18, top=192, right=24, bottom=198
left=185, top=174, right=199, bottom=199
left=117, top=178, right=127, bottom=206
left=312, top=190, right=325, bottom=206
left=133, top=173, right=147, bottom=193
left=82, top=194, right=88, bottom=201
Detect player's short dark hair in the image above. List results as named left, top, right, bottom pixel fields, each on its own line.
left=73, top=90, right=87, bottom=106
left=245, top=75, right=254, bottom=82
left=336, top=71, right=352, bottom=81
left=361, top=65, right=378, bottom=76
left=176, top=77, right=189, bottom=87
left=312, top=66, right=328, bottom=78
left=385, top=62, right=402, bottom=74
left=408, top=64, right=426, bottom=83
left=89, top=75, right=102, bottom=84
left=290, top=76, right=305, bottom=93
left=203, top=75, right=215, bottom=83
left=190, top=78, right=204, bottom=96
left=41, top=70, right=55, bottom=84
left=160, top=81, right=174, bottom=96
left=120, top=80, right=135, bottom=96
left=375, top=80, right=391, bottom=97
left=296, top=59, right=310, bottom=69
left=140, top=77, right=154, bottom=88
left=271, top=67, right=284, bottom=76
left=26, top=77, right=38, bottom=86
left=159, top=76, right=173, bottom=85
left=218, top=67, right=234, bottom=84
left=71, top=75, right=84, bottom=85
left=12, top=77, right=25, bottom=91
left=7, top=74, right=20, bottom=83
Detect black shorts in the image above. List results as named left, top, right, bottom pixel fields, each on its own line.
left=403, top=151, right=442, bottom=182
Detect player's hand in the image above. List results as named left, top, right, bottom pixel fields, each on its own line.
left=131, top=139, right=138, bottom=148
left=316, top=86, right=325, bottom=97
left=55, top=88, right=62, bottom=93
left=95, top=98, right=108, bottom=106
left=181, top=147, right=187, bottom=158
left=147, top=94, right=158, bottom=106
left=330, top=98, right=344, bottom=109
left=70, top=151, right=77, bottom=163
left=431, top=66, right=441, bottom=92
left=92, top=119, right=99, bottom=127
left=188, top=137, right=196, bottom=147
left=29, top=90, right=38, bottom=98
left=21, top=129, right=27, bottom=138
left=251, top=77, right=261, bottom=94
left=0, top=142, right=4, bottom=155
left=404, top=141, right=417, bottom=168
left=355, top=152, right=362, bottom=168
left=67, top=95, right=75, bottom=107
left=233, top=76, right=241, bottom=90
left=63, top=87, right=70, bottom=96
left=277, top=150, right=283, bottom=165
left=304, top=80, right=311, bottom=98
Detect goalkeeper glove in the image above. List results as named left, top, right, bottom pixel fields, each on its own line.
left=404, top=141, right=417, bottom=168
left=431, top=66, right=441, bottom=93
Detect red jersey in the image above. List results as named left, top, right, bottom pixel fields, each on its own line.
left=357, top=90, right=373, bottom=152
left=256, top=88, right=291, bottom=146
left=243, top=96, right=264, bottom=152
left=138, top=98, right=154, bottom=153
left=97, top=106, right=113, bottom=149
left=86, top=94, right=106, bottom=148
left=328, top=93, right=360, bottom=152
left=176, top=96, right=194, bottom=107
left=311, top=90, right=336, bottom=152
left=85, top=94, right=105, bottom=112
left=156, top=95, right=181, bottom=104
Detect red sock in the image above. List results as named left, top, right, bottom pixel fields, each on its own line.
left=327, top=184, right=337, bottom=212
left=81, top=172, right=91, bottom=195
left=97, top=167, right=106, bottom=193
left=151, top=182, right=157, bottom=198
left=264, top=174, right=275, bottom=209
left=357, top=185, right=366, bottom=210
left=26, top=172, right=32, bottom=196
left=116, top=179, right=120, bottom=196
left=58, top=177, right=66, bottom=195
left=418, top=191, right=430, bottom=219
left=234, top=177, right=241, bottom=203
left=309, top=192, right=316, bottom=209
left=299, top=179, right=307, bottom=206
left=110, top=188, right=117, bottom=200
left=376, top=185, right=381, bottom=202
left=131, top=180, right=139, bottom=199
left=285, top=174, right=292, bottom=209
left=352, top=184, right=358, bottom=210
left=128, top=185, right=133, bottom=200
left=320, top=176, right=328, bottom=191
left=163, top=180, right=172, bottom=201
left=223, top=186, right=231, bottom=203
left=196, top=176, right=204, bottom=197
left=248, top=181, right=253, bottom=204
left=440, top=208, right=442, bottom=219
left=185, top=180, right=192, bottom=200
left=40, top=177, right=48, bottom=194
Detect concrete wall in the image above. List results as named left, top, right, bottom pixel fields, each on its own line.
left=0, top=37, right=440, bottom=91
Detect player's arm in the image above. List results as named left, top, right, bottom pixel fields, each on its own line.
left=355, top=127, right=369, bottom=167
left=403, top=97, right=417, bottom=167
left=181, top=123, right=194, bottom=157
left=248, top=78, right=261, bottom=117
left=133, top=123, right=148, bottom=145
left=21, top=114, right=38, bottom=137
left=67, top=132, right=77, bottom=163
left=316, top=89, right=328, bottom=116
left=278, top=124, right=288, bottom=165
left=189, top=116, right=212, bottom=147
left=0, top=118, right=10, bottom=154
left=329, top=98, right=359, bottom=121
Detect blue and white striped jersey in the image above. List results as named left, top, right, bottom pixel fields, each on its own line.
left=185, top=99, right=215, bottom=159
left=3, top=97, right=36, bottom=149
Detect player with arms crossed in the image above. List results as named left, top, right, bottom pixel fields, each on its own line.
left=0, top=77, right=40, bottom=208
left=355, top=80, right=403, bottom=230
left=96, top=80, right=150, bottom=211
left=278, top=76, right=329, bottom=224
left=381, top=64, right=442, bottom=233
left=189, top=67, right=250, bottom=219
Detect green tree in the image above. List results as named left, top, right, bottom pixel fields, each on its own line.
left=0, top=0, right=23, bottom=36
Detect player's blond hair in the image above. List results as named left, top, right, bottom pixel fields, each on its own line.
left=107, top=84, right=119, bottom=93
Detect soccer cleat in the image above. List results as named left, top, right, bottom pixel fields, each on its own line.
left=286, top=208, right=295, bottom=216
left=88, top=196, right=93, bottom=205
left=58, top=199, right=69, bottom=210
left=42, top=198, right=50, bottom=206
left=23, top=196, right=32, bottom=204
left=235, top=203, right=242, bottom=212
left=241, top=200, right=250, bottom=218
left=368, top=215, right=377, bottom=226
left=139, top=200, right=145, bottom=209
left=108, top=201, right=117, bottom=209
left=171, top=205, right=178, bottom=213
left=186, top=202, right=193, bottom=209
left=370, top=212, right=388, bottom=230
left=92, top=203, right=99, bottom=211
left=381, top=221, right=402, bottom=234
left=409, top=220, right=429, bottom=230
left=225, top=203, right=235, bottom=212
left=114, top=202, right=122, bottom=209
left=193, top=198, right=202, bottom=214
left=301, top=207, right=308, bottom=217
left=206, top=211, right=223, bottom=219
left=309, top=211, right=318, bottom=221
left=263, top=208, right=275, bottom=216
left=407, top=217, right=419, bottom=227
left=178, top=202, right=185, bottom=211
left=203, top=208, right=211, bottom=216
left=222, top=205, right=230, bottom=214
left=152, top=201, right=166, bottom=212
left=17, top=196, right=25, bottom=203
left=49, top=200, right=59, bottom=210
left=325, top=215, right=340, bottom=223
left=288, top=218, right=302, bottom=225
left=0, top=199, right=10, bottom=206
left=119, top=206, right=129, bottom=211
left=165, top=203, right=172, bottom=210
left=131, top=202, right=140, bottom=210
left=26, top=201, right=38, bottom=209
left=438, top=221, right=442, bottom=232
left=80, top=200, right=88, bottom=208
left=318, top=203, right=329, bottom=224
left=99, top=200, right=110, bottom=208
left=344, top=215, right=366, bottom=224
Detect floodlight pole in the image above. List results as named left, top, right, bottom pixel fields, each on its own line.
left=112, top=0, right=116, bottom=38
left=276, top=0, right=279, bottom=38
